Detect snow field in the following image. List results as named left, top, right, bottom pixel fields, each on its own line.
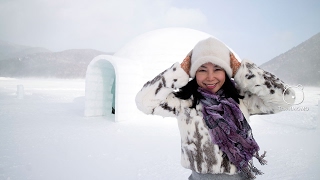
left=0, top=78, right=319, bottom=180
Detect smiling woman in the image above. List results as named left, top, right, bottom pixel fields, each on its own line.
left=135, top=37, right=296, bottom=179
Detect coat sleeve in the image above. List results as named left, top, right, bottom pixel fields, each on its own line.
left=234, top=59, right=295, bottom=115
left=135, top=62, right=190, bottom=117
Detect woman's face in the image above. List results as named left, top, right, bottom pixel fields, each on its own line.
left=196, top=63, right=226, bottom=93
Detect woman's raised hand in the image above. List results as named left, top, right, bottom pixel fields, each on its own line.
left=181, top=51, right=192, bottom=76
left=230, top=52, right=241, bottom=77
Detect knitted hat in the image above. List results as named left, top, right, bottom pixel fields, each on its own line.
left=190, top=37, right=232, bottom=78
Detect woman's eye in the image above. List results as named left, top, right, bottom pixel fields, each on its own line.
left=198, top=69, right=206, bottom=72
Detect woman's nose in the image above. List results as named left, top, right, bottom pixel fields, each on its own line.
left=206, top=71, right=216, bottom=81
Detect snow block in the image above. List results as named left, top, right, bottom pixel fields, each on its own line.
left=17, top=84, right=24, bottom=99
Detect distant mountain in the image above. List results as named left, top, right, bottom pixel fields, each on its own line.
left=260, top=32, right=320, bottom=86
left=0, top=40, right=51, bottom=61
left=0, top=41, right=112, bottom=78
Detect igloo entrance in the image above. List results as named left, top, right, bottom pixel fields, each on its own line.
left=84, top=59, right=116, bottom=117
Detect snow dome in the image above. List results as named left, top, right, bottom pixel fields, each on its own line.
left=114, top=28, right=212, bottom=81
left=84, top=28, right=240, bottom=122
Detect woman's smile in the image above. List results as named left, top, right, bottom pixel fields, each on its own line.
left=204, top=83, right=217, bottom=89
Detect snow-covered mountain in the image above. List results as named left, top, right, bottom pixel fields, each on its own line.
left=260, top=32, right=320, bottom=86
left=0, top=41, right=111, bottom=78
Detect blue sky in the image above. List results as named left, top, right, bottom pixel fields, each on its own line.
left=0, top=0, right=319, bottom=65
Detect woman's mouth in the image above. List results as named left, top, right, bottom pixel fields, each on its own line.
left=205, top=83, right=217, bottom=89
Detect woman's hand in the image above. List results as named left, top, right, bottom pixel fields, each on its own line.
left=181, top=51, right=192, bottom=76
left=230, top=52, right=241, bottom=77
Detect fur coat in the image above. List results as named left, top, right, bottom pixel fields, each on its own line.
left=135, top=59, right=295, bottom=175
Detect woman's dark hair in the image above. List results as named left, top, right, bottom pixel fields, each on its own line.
left=174, top=73, right=243, bottom=108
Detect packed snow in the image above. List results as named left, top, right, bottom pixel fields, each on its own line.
left=0, top=77, right=319, bottom=180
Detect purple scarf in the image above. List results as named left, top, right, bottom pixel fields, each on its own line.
left=198, top=88, right=267, bottom=179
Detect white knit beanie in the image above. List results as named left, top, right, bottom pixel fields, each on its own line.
left=190, top=37, right=232, bottom=78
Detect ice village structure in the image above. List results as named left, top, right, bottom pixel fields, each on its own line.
left=84, top=28, right=241, bottom=122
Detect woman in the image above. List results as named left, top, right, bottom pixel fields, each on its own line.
left=135, top=37, right=295, bottom=179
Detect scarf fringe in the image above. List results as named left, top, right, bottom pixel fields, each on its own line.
left=254, top=151, right=268, bottom=165
left=241, top=151, right=267, bottom=179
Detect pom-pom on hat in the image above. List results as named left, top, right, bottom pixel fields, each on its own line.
left=189, top=37, right=232, bottom=78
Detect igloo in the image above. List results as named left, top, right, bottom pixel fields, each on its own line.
left=84, top=27, right=241, bottom=121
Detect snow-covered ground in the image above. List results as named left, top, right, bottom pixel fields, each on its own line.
left=0, top=78, right=319, bottom=180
